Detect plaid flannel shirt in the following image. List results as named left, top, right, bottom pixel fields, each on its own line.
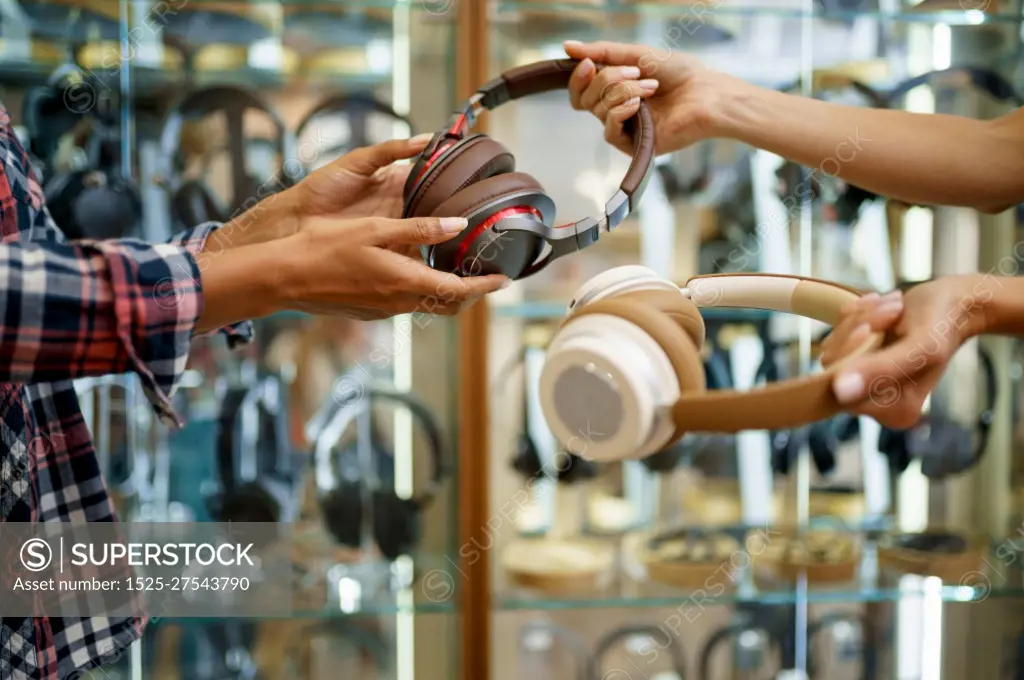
left=0, top=104, right=253, bottom=679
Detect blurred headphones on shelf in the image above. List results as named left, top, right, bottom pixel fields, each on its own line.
left=698, top=621, right=778, bottom=680
left=517, top=621, right=589, bottom=680
left=295, top=93, right=413, bottom=171
left=878, top=344, right=997, bottom=480
left=775, top=77, right=886, bottom=226
left=806, top=612, right=870, bottom=680
left=313, top=389, right=448, bottom=560
left=886, top=66, right=1024, bottom=109
left=496, top=346, right=599, bottom=485
left=539, top=265, right=888, bottom=463
left=402, top=59, right=655, bottom=281
left=807, top=412, right=861, bottom=477
left=43, top=123, right=144, bottom=240
left=159, top=85, right=299, bottom=228
left=211, top=376, right=295, bottom=524
left=24, top=68, right=143, bottom=240
left=588, top=624, right=688, bottom=680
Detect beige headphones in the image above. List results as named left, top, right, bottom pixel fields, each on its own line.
left=539, top=265, right=885, bottom=462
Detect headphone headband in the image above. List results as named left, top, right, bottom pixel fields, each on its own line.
left=589, top=624, right=687, bottom=680
left=314, top=389, right=448, bottom=509
left=668, top=274, right=881, bottom=432
left=430, top=59, right=655, bottom=269
left=887, top=67, right=1024, bottom=107
left=159, top=85, right=298, bottom=219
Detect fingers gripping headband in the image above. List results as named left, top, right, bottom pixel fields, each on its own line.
left=540, top=266, right=885, bottom=462
left=402, top=59, right=656, bottom=280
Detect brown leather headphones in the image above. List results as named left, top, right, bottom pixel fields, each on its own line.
left=402, top=59, right=655, bottom=280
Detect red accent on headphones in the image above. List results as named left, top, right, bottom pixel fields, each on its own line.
left=454, top=206, right=541, bottom=271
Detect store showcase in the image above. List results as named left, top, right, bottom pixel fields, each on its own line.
left=0, top=0, right=1023, bottom=678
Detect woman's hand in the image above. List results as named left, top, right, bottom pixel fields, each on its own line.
left=214, top=136, right=431, bottom=259
left=197, top=214, right=509, bottom=331
left=819, top=277, right=991, bottom=428
left=563, top=40, right=751, bottom=155
left=281, top=135, right=432, bottom=259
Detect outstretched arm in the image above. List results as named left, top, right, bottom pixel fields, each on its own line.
left=563, top=40, right=1024, bottom=213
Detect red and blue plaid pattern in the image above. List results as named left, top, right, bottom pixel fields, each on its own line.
left=0, top=104, right=253, bottom=679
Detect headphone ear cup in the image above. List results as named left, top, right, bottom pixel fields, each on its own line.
left=321, top=482, right=362, bottom=548
left=557, top=452, right=598, bottom=484
left=808, top=419, right=837, bottom=477
left=218, top=482, right=280, bottom=524
left=641, top=440, right=687, bottom=473
left=771, top=429, right=798, bottom=475
left=427, top=172, right=552, bottom=279
left=405, top=134, right=516, bottom=219
left=511, top=434, right=544, bottom=481
left=373, top=492, right=420, bottom=560
left=878, top=427, right=912, bottom=475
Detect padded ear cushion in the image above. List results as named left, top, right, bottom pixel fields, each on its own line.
left=429, top=171, right=545, bottom=220
left=321, top=482, right=362, bottom=548
left=373, top=492, right=420, bottom=560
left=611, top=289, right=705, bottom=349
left=566, top=293, right=705, bottom=444
left=406, top=134, right=516, bottom=218
left=428, top=172, right=550, bottom=278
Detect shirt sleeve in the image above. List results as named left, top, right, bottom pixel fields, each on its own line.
left=0, top=233, right=206, bottom=425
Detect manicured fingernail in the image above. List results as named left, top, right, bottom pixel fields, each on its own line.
left=441, top=217, right=468, bottom=232
left=619, top=97, right=640, bottom=110
left=410, top=133, right=433, bottom=145
left=499, top=278, right=513, bottom=289
left=638, top=79, right=659, bottom=91
left=876, top=301, right=903, bottom=316
left=621, top=66, right=641, bottom=78
left=577, top=58, right=594, bottom=77
left=833, top=372, right=866, bottom=404
left=881, top=290, right=902, bottom=301
left=564, top=40, right=583, bottom=48
left=860, top=292, right=880, bottom=302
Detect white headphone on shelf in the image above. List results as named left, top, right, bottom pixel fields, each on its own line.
left=539, top=265, right=887, bottom=463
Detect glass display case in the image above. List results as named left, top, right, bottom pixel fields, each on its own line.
left=0, top=0, right=464, bottom=678
left=479, top=1, right=1024, bottom=679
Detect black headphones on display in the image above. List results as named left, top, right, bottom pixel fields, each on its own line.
left=588, top=625, right=688, bottom=680
left=806, top=612, right=870, bottom=680
left=295, top=93, right=413, bottom=170
left=697, top=621, right=778, bottom=680
left=806, top=412, right=861, bottom=478
left=517, top=621, right=589, bottom=680
left=878, top=344, right=997, bottom=480
left=775, top=78, right=887, bottom=226
left=497, top=347, right=599, bottom=485
left=211, top=377, right=295, bottom=524
left=402, top=59, right=655, bottom=281
left=159, top=85, right=299, bottom=228
left=313, top=389, right=448, bottom=561
left=43, top=121, right=144, bottom=241
left=886, top=66, right=1024, bottom=110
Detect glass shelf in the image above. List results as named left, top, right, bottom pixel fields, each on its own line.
left=493, top=1, right=1023, bottom=25
left=497, top=559, right=1024, bottom=611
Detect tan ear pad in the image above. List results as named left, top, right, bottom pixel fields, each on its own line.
left=614, top=290, right=706, bottom=349
left=406, top=135, right=516, bottom=218
left=566, top=294, right=706, bottom=444
left=429, top=172, right=547, bottom=220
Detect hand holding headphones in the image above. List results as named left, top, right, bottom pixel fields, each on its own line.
left=820, top=276, right=996, bottom=431
left=539, top=265, right=887, bottom=463
left=402, top=59, right=655, bottom=280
